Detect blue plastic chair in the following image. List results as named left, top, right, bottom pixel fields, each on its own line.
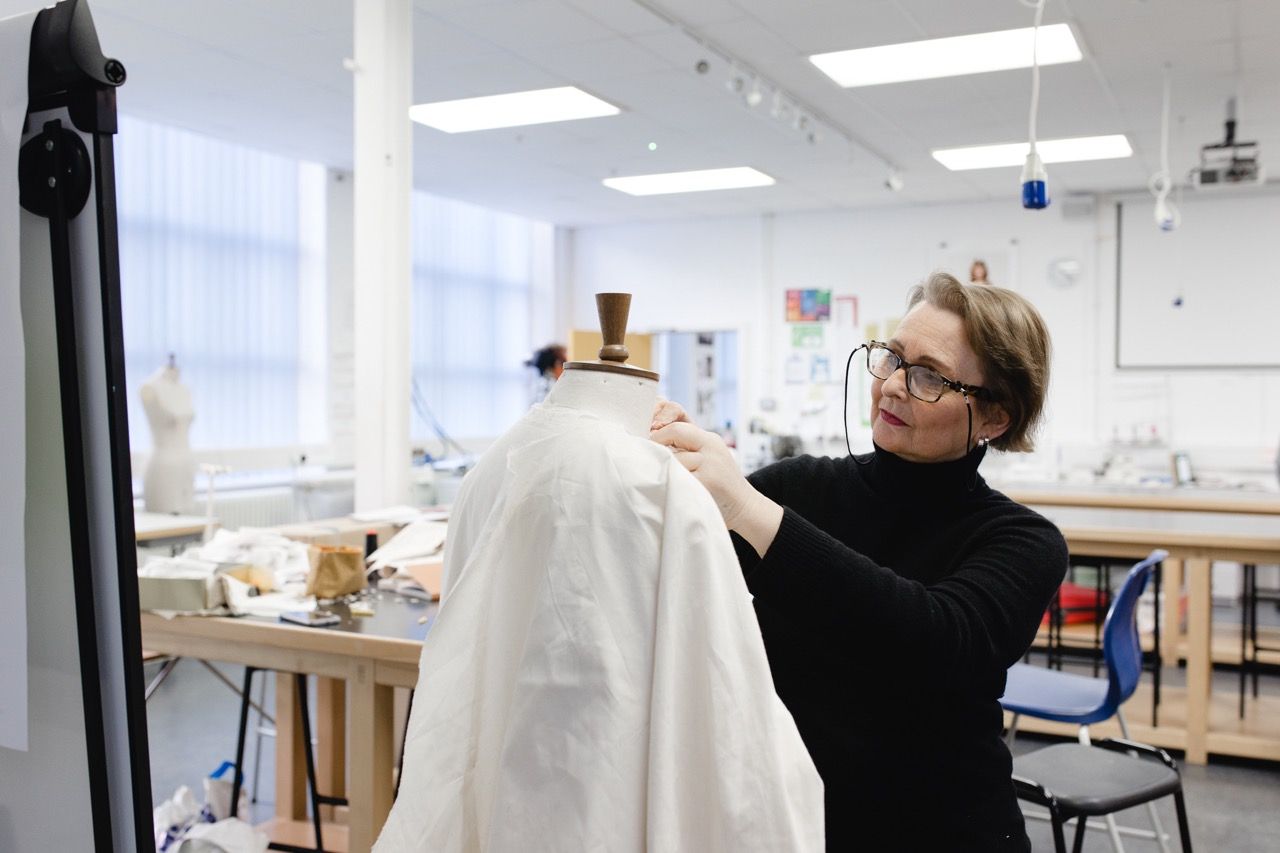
left=1002, top=549, right=1171, bottom=852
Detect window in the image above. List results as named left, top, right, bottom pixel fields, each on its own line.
left=409, top=191, right=553, bottom=448
left=116, top=115, right=327, bottom=452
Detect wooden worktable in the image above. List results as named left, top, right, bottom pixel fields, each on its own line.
left=1026, top=503, right=1280, bottom=765
left=141, top=499, right=1280, bottom=852
left=134, top=511, right=210, bottom=544
left=140, top=593, right=435, bottom=852
left=1001, top=481, right=1280, bottom=515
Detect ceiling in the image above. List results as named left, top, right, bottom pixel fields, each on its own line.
left=80, top=0, right=1280, bottom=225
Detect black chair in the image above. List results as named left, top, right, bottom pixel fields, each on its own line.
left=1012, top=738, right=1192, bottom=853
left=230, top=668, right=347, bottom=853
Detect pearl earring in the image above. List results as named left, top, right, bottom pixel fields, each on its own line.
left=976, top=436, right=989, bottom=448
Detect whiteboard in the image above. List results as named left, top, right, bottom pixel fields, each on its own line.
left=1117, top=193, right=1280, bottom=368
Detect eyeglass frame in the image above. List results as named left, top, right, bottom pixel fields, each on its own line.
left=841, top=341, right=995, bottom=459
left=863, top=340, right=990, bottom=403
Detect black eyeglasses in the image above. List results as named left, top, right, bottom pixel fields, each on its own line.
left=864, top=341, right=987, bottom=403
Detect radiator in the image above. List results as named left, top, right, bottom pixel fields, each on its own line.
left=207, top=487, right=297, bottom=530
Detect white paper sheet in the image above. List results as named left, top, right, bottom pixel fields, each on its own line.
left=0, top=9, right=36, bottom=753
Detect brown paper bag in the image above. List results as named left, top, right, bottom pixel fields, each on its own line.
left=306, top=545, right=366, bottom=599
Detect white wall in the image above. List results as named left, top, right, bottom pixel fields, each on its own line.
left=571, top=216, right=770, bottom=444
left=570, top=196, right=1280, bottom=478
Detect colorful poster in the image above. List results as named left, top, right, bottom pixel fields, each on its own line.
left=785, top=289, right=831, bottom=322
left=790, top=324, right=824, bottom=349
left=810, top=354, right=831, bottom=384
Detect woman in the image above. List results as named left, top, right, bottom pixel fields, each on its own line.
left=526, top=343, right=567, bottom=403
left=970, top=258, right=990, bottom=285
left=651, top=273, right=1066, bottom=851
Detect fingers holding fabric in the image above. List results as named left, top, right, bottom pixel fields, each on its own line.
left=651, top=397, right=692, bottom=432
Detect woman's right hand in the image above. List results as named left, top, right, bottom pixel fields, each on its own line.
left=650, top=397, right=691, bottom=433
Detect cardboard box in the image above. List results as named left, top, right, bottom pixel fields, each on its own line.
left=137, top=557, right=231, bottom=612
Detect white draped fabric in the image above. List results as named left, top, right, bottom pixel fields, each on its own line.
left=375, top=402, right=823, bottom=853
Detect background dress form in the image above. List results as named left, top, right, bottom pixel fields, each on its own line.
left=375, top=367, right=823, bottom=853
left=140, top=365, right=196, bottom=513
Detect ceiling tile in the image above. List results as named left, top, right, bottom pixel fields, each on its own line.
left=432, top=0, right=617, bottom=49
left=78, top=0, right=1280, bottom=224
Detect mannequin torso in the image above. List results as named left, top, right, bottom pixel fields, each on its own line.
left=544, top=366, right=657, bottom=438
left=140, top=365, right=195, bottom=513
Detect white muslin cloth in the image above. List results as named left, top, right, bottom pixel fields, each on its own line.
left=374, top=402, right=823, bottom=853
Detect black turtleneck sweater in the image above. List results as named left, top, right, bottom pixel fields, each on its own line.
left=732, top=446, right=1067, bottom=852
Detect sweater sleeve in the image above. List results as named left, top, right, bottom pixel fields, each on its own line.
left=745, top=503, right=1067, bottom=693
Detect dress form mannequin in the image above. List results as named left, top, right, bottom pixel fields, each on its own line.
left=140, top=355, right=196, bottom=513
left=546, top=292, right=659, bottom=437
left=545, top=369, right=657, bottom=437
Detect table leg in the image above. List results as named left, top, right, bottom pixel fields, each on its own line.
left=316, top=677, right=347, bottom=822
left=348, top=661, right=394, bottom=852
left=1161, top=558, right=1184, bottom=662
left=1184, top=558, right=1212, bottom=765
left=275, top=672, right=307, bottom=820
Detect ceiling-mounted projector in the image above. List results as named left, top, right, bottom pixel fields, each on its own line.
left=1190, top=97, right=1264, bottom=188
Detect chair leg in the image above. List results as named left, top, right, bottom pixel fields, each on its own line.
left=1152, top=560, right=1162, bottom=728
left=1050, top=807, right=1069, bottom=853
left=1093, top=561, right=1106, bottom=678
left=1248, top=565, right=1260, bottom=699
left=1006, top=712, right=1021, bottom=748
left=1113, top=708, right=1174, bottom=853
left=1079, top=724, right=1127, bottom=852
left=1150, top=799, right=1174, bottom=853
left=1050, top=589, right=1064, bottom=669
left=1240, top=564, right=1249, bottom=719
left=230, top=667, right=255, bottom=820
left=1072, top=815, right=1088, bottom=853
left=295, top=673, right=325, bottom=853
left=1173, top=789, right=1194, bottom=852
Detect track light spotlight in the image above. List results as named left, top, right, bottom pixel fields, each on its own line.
left=725, top=65, right=746, bottom=95
left=771, top=90, right=792, bottom=121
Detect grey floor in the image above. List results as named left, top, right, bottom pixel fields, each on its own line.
left=145, top=647, right=1280, bottom=851
left=146, top=658, right=282, bottom=827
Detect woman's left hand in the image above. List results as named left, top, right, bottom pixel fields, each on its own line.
left=650, top=422, right=783, bottom=555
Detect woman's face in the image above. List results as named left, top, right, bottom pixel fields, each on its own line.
left=869, top=302, right=1008, bottom=462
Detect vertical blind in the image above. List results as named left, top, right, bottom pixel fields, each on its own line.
left=116, top=115, right=327, bottom=452
left=117, top=115, right=552, bottom=457
left=409, top=191, right=553, bottom=448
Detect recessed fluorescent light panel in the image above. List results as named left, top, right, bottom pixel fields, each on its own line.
left=932, top=135, right=1133, bottom=171
left=603, top=167, right=775, bottom=196
left=409, top=86, right=620, bottom=133
left=810, top=23, right=1082, bottom=87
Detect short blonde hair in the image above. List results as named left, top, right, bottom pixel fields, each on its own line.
left=906, top=272, right=1051, bottom=452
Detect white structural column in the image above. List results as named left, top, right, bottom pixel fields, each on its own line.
left=353, top=0, right=412, bottom=511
